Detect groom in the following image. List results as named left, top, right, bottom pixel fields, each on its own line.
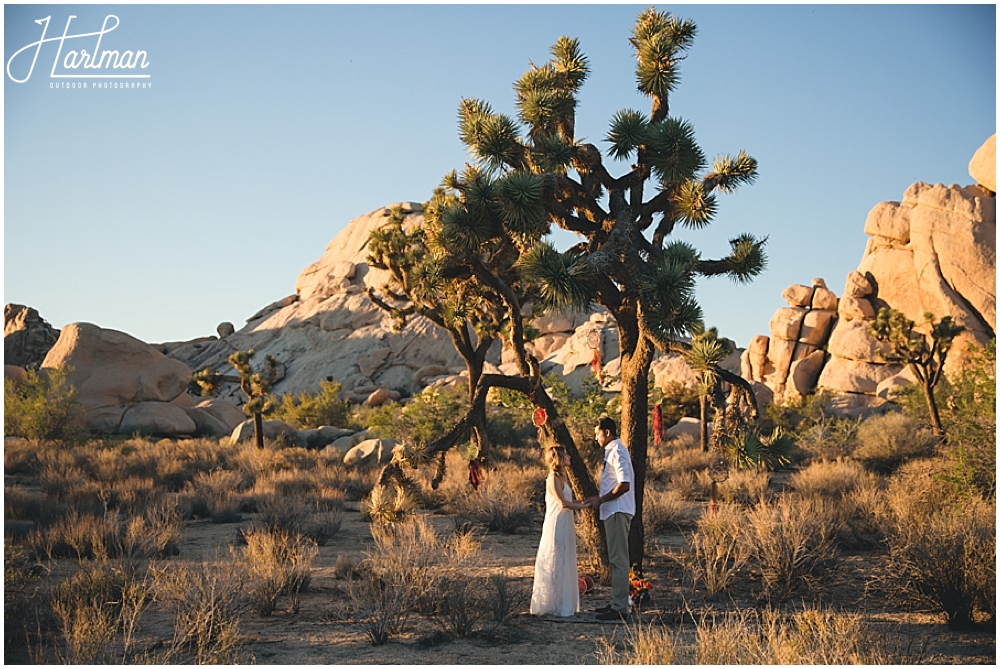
left=586, top=417, right=635, bottom=622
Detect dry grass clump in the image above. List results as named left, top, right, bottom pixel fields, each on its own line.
left=743, top=495, right=835, bottom=600
left=237, top=528, right=318, bottom=616
left=447, top=463, right=542, bottom=534
left=595, top=607, right=921, bottom=664
left=643, top=486, right=690, bottom=533
left=647, top=434, right=712, bottom=483
left=790, top=459, right=885, bottom=548
left=715, top=468, right=770, bottom=505
left=883, top=495, right=995, bottom=630
left=790, top=458, right=869, bottom=498
left=47, top=560, right=150, bottom=664
left=152, top=557, right=249, bottom=663
left=672, top=505, right=748, bottom=596
left=4, top=542, right=44, bottom=649
left=853, top=411, right=937, bottom=472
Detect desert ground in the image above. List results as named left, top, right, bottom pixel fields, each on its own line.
left=4, top=431, right=995, bottom=665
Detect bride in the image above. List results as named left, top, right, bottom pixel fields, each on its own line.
left=530, top=444, right=589, bottom=617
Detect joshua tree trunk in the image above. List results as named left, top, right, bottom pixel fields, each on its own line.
left=253, top=411, right=264, bottom=449
left=616, top=311, right=655, bottom=573
left=921, top=377, right=945, bottom=437
left=699, top=394, right=710, bottom=452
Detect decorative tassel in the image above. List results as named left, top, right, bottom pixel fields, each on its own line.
left=653, top=403, right=664, bottom=446
left=590, top=348, right=602, bottom=383
left=468, top=459, right=483, bottom=492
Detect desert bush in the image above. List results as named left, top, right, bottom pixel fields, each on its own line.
left=852, top=411, right=937, bottom=472
left=790, top=459, right=883, bottom=549
left=883, top=496, right=995, bottom=630
left=453, top=464, right=541, bottom=534
left=5, top=542, right=44, bottom=648
left=188, top=470, right=248, bottom=523
left=669, top=469, right=709, bottom=501
left=795, top=415, right=861, bottom=461
left=790, top=458, right=868, bottom=498
left=596, top=606, right=918, bottom=664
left=48, top=560, right=149, bottom=664
left=238, top=527, right=318, bottom=616
left=270, top=379, right=351, bottom=429
left=648, top=434, right=712, bottom=484
left=743, top=496, right=836, bottom=600
left=152, top=558, right=248, bottom=664
left=643, top=487, right=690, bottom=533
left=367, top=385, right=468, bottom=447
left=882, top=458, right=961, bottom=532
left=716, top=468, right=770, bottom=505
left=4, top=366, right=85, bottom=443
left=347, top=516, right=443, bottom=645
left=673, top=505, right=747, bottom=596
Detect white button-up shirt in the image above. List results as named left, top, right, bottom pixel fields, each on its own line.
left=599, top=438, right=635, bottom=521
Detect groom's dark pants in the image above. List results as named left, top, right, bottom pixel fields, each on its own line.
left=604, top=512, right=632, bottom=612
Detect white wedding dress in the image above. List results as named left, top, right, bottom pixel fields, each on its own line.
left=529, top=473, right=580, bottom=616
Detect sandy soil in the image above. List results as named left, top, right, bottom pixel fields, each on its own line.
left=149, top=502, right=994, bottom=665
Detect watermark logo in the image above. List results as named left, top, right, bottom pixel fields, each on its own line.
left=7, top=15, right=150, bottom=84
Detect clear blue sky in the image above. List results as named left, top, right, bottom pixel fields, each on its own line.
left=4, top=3, right=995, bottom=348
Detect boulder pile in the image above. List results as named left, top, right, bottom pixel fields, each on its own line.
left=743, top=134, right=996, bottom=414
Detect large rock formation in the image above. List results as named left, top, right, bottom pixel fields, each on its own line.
left=4, top=304, right=60, bottom=368
left=743, top=135, right=996, bottom=412
left=39, top=323, right=201, bottom=436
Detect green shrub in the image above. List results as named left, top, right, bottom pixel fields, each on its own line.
left=367, top=385, right=468, bottom=446
left=270, top=379, right=351, bottom=429
left=853, top=412, right=937, bottom=472
left=4, top=366, right=84, bottom=443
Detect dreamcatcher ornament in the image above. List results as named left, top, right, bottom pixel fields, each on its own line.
left=708, top=457, right=730, bottom=516
left=587, top=328, right=602, bottom=383
left=532, top=406, right=548, bottom=442
left=468, top=459, right=483, bottom=492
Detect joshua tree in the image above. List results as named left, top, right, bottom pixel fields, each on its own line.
left=369, top=8, right=766, bottom=570
left=484, top=9, right=767, bottom=566
left=868, top=308, right=966, bottom=437
left=193, top=349, right=280, bottom=448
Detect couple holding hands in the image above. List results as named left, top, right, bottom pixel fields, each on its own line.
left=529, top=417, right=635, bottom=621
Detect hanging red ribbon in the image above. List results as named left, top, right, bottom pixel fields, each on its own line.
left=590, top=348, right=602, bottom=383
left=468, top=459, right=483, bottom=491
left=653, top=403, right=664, bottom=446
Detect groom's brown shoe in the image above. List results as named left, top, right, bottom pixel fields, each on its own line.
left=596, top=609, right=627, bottom=621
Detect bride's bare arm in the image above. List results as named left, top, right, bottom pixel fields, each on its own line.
left=552, top=474, right=585, bottom=510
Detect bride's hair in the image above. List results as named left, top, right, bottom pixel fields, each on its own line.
left=543, top=445, right=568, bottom=476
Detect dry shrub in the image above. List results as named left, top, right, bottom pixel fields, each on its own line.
left=238, top=527, right=318, bottom=616
left=152, top=558, right=248, bottom=664
left=669, top=470, right=708, bottom=501
left=791, top=459, right=884, bottom=548
left=853, top=411, right=937, bottom=472
left=348, top=516, right=442, bottom=645
left=5, top=542, right=44, bottom=648
left=692, top=607, right=917, bottom=664
left=673, top=505, right=748, bottom=596
left=884, top=496, right=995, bottom=630
left=47, top=560, right=150, bottom=664
left=644, top=487, right=690, bottom=533
left=648, top=435, right=711, bottom=483
left=882, top=458, right=961, bottom=533
left=744, top=496, right=835, bottom=600
left=189, top=470, right=248, bottom=523
left=451, top=464, right=541, bottom=534
left=716, top=469, right=770, bottom=505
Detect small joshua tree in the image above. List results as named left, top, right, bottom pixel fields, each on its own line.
left=868, top=308, right=965, bottom=437
left=193, top=350, right=280, bottom=448
left=683, top=324, right=732, bottom=452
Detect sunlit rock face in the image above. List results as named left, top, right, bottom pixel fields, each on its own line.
left=742, top=134, right=996, bottom=414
